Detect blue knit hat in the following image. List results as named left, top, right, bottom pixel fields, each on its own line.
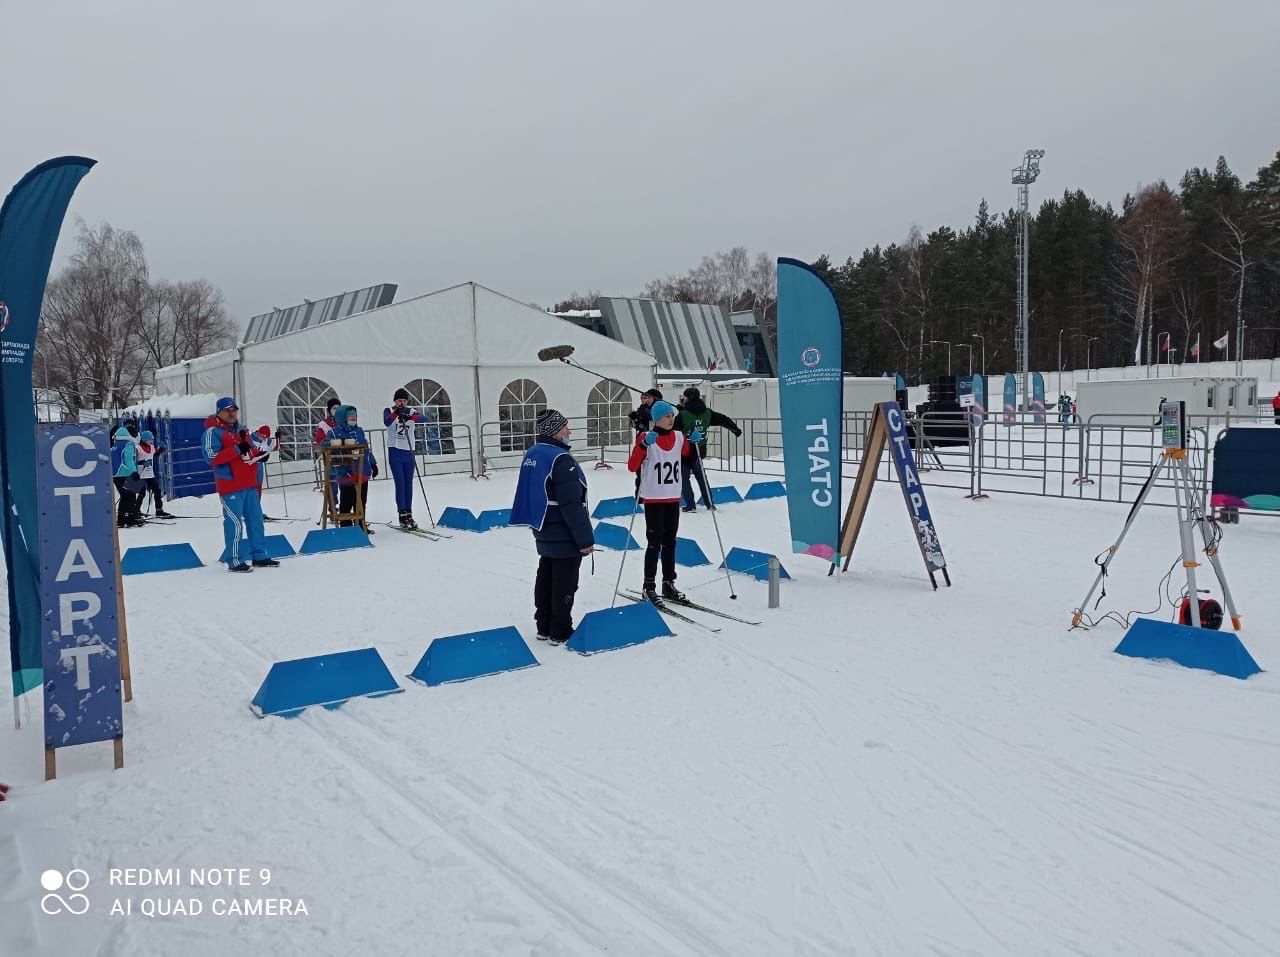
left=651, top=400, right=677, bottom=423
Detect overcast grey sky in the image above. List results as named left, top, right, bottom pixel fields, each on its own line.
left=4, top=0, right=1278, bottom=329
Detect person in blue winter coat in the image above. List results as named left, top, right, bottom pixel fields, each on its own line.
left=113, top=426, right=144, bottom=528
left=510, top=409, right=595, bottom=644
left=383, top=388, right=424, bottom=529
left=324, top=405, right=379, bottom=531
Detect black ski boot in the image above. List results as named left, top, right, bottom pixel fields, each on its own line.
left=252, top=558, right=280, bottom=568
left=681, top=505, right=697, bottom=513
left=154, top=509, right=176, bottom=519
left=228, top=563, right=253, bottom=573
left=641, top=583, right=662, bottom=604
left=662, top=582, right=687, bottom=602
left=400, top=511, right=418, bottom=530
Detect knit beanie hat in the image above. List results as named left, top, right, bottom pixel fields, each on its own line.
left=140, top=430, right=154, bottom=443
left=651, top=401, right=677, bottom=423
left=642, top=388, right=663, bottom=400
left=393, top=388, right=410, bottom=402
left=536, top=409, right=568, bottom=438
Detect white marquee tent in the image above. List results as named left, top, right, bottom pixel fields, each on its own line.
left=154, top=282, right=658, bottom=474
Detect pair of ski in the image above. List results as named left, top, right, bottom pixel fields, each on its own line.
left=386, top=522, right=451, bottom=541
left=158, top=514, right=313, bottom=524
left=618, top=590, right=761, bottom=634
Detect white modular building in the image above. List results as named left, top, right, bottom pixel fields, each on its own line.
left=1073, top=376, right=1259, bottom=424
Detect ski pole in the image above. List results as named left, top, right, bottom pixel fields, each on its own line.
left=278, top=454, right=291, bottom=518
left=412, top=443, right=437, bottom=527
left=611, top=484, right=644, bottom=609
left=696, top=439, right=737, bottom=600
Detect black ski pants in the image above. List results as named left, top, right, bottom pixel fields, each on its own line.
left=643, top=501, right=681, bottom=586
left=114, top=477, right=142, bottom=525
left=535, top=555, right=583, bottom=641
left=338, top=483, right=369, bottom=524
left=144, top=477, right=164, bottom=513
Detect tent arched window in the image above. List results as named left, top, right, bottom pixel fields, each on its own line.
left=400, top=378, right=455, bottom=454
left=586, top=380, right=631, bottom=449
left=276, top=376, right=338, bottom=462
left=498, top=378, right=547, bottom=451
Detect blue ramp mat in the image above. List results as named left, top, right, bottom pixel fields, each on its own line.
left=251, top=647, right=403, bottom=717
left=594, top=521, right=641, bottom=551
left=261, top=534, right=297, bottom=559
left=1114, top=618, right=1262, bottom=680
left=674, top=537, right=711, bottom=567
left=592, top=496, right=641, bottom=520
left=439, top=506, right=481, bottom=532
left=567, top=603, right=673, bottom=655
left=121, top=543, right=203, bottom=576
left=720, top=546, right=790, bottom=582
left=408, top=626, right=539, bottom=686
left=745, top=481, right=787, bottom=500
left=299, top=527, right=372, bottom=554
left=476, top=508, right=512, bottom=532
left=708, top=486, right=743, bottom=505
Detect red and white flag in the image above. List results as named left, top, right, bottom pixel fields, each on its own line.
left=1190, top=336, right=1200, bottom=358
left=1213, top=333, right=1230, bottom=351
left=1161, top=337, right=1170, bottom=352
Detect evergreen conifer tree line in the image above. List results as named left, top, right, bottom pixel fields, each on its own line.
left=618, top=150, right=1280, bottom=382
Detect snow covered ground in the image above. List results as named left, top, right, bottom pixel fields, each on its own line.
left=3, top=462, right=1280, bottom=956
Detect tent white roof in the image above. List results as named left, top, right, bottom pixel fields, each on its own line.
left=154, top=282, right=658, bottom=472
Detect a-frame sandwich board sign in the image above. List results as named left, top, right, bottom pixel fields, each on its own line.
left=833, top=401, right=952, bottom=590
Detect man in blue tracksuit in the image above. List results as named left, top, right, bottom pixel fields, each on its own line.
left=510, top=409, right=595, bottom=644
left=383, top=388, right=423, bottom=529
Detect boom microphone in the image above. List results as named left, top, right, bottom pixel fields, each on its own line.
left=536, top=342, right=646, bottom=394
left=538, top=345, right=576, bottom=362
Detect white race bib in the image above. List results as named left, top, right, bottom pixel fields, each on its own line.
left=637, top=433, right=684, bottom=500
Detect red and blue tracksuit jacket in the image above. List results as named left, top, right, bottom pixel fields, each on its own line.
left=202, top=416, right=261, bottom=496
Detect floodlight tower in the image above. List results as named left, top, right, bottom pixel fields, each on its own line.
left=1012, top=149, right=1045, bottom=410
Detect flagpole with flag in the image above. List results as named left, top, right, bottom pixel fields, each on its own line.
left=1192, top=335, right=1200, bottom=364
left=1214, top=332, right=1230, bottom=363
left=1, top=156, right=97, bottom=725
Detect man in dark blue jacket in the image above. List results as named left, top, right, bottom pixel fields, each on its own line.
left=510, top=409, right=595, bottom=644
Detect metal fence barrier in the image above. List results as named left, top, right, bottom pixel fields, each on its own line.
left=159, top=410, right=1278, bottom=520
left=159, top=424, right=477, bottom=502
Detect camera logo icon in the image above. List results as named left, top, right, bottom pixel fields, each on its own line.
left=40, top=869, right=91, bottom=916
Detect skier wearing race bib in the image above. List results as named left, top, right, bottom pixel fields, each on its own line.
left=627, top=401, right=701, bottom=604
left=136, top=430, right=174, bottom=518
left=383, top=388, right=425, bottom=529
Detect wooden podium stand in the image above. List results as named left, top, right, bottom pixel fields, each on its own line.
left=319, top=444, right=370, bottom=530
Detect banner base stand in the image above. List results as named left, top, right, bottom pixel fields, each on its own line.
left=43, top=738, right=124, bottom=781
